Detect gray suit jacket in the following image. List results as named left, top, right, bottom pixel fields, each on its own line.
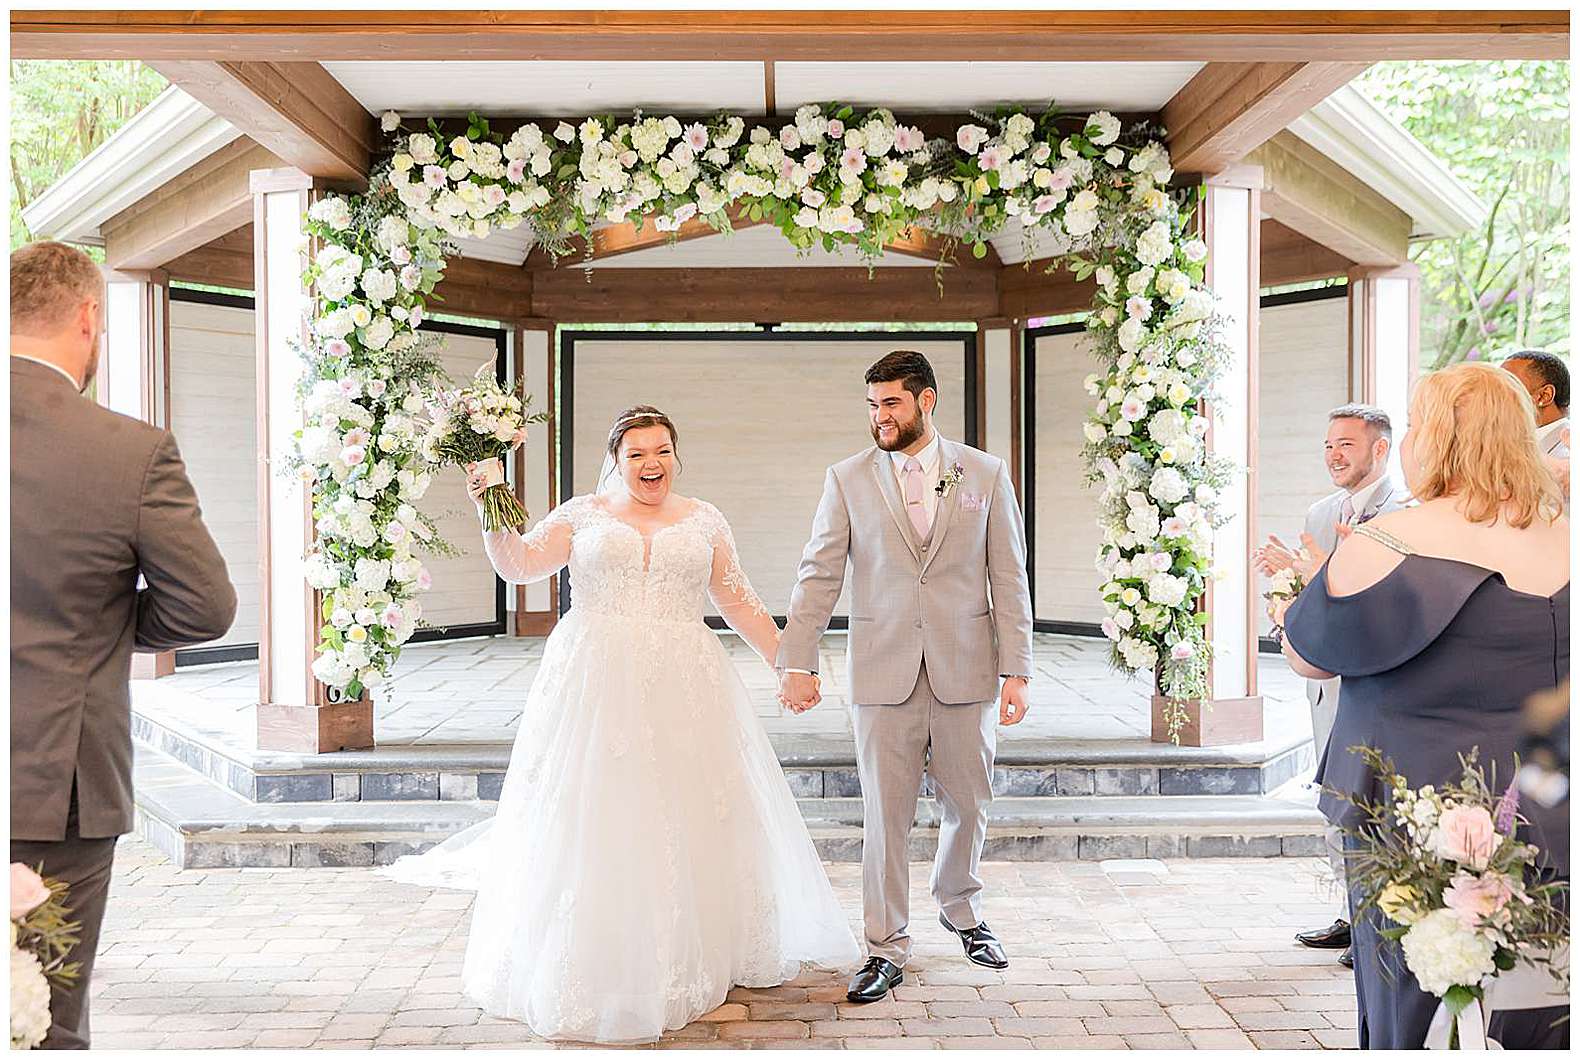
left=777, top=437, right=1034, bottom=705
left=11, top=358, right=236, bottom=841
left=1301, top=477, right=1406, bottom=728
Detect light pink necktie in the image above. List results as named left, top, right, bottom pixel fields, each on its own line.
left=1339, top=496, right=1356, bottom=525
left=902, top=457, right=931, bottom=540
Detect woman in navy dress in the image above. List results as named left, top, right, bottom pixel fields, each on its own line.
left=1281, top=363, right=1569, bottom=1050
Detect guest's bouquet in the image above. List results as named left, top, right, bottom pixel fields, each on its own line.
left=1341, top=748, right=1569, bottom=1049
left=1263, top=565, right=1307, bottom=638
left=418, top=364, right=549, bottom=531
left=10, top=864, right=80, bottom=1050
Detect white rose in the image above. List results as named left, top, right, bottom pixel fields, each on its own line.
left=1083, top=421, right=1108, bottom=444
left=380, top=110, right=401, bottom=133
left=363, top=317, right=395, bottom=350
left=1104, top=147, right=1124, bottom=166
left=360, top=268, right=398, bottom=304
left=1183, top=238, right=1208, bottom=263
left=308, top=196, right=352, bottom=230
left=1117, top=317, right=1146, bottom=353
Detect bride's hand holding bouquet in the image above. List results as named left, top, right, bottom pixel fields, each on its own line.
left=420, top=364, right=548, bottom=531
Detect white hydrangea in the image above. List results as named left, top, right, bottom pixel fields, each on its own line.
left=360, top=268, right=398, bottom=304
left=1146, top=571, right=1189, bottom=608
left=308, top=196, right=352, bottom=230
left=1086, top=110, right=1121, bottom=147
left=1148, top=466, right=1190, bottom=505
left=363, top=317, right=396, bottom=351
left=1400, top=909, right=1498, bottom=997
left=1135, top=220, right=1174, bottom=267
left=11, top=945, right=52, bottom=1049
left=1147, top=408, right=1189, bottom=447
left=1116, top=317, right=1146, bottom=353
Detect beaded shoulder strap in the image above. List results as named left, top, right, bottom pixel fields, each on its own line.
left=1352, top=523, right=1414, bottom=556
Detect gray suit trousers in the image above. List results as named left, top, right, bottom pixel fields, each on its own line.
left=852, top=661, right=996, bottom=965
left=11, top=789, right=118, bottom=1050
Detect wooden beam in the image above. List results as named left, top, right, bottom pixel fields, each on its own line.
left=13, top=11, right=1567, bottom=61
left=1259, top=218, right=1354, bottom=285
left=886, top=227, right=1001, bottom=268
left=147, top=60, right=376, bottom=182
left=102, top=138, right=281, bottom=270
left=998, top=258, right=1095, bottom=320
left=532, top=266, right=997, bottom=323
left=763, top=60, right=776, bottom=117
left=524, top=208, right=762, bottom=269
left=997, top=217, right=1355, bottom=317
left=163, top=224, right=255, bottom=289
left=1163, top=61, right=1368, bottom=176
left=1249, top=130, right=1412, bottom=266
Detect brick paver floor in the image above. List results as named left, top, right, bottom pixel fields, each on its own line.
left=91, top=838, right=1357, bottom=1050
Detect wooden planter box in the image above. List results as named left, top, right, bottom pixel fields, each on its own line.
left=257, top=694, right=375, bottom=753
left=1149, top=665, right=1265, bottom=747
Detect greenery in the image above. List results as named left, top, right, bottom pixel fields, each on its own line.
left=10, top=60, right=168, bottom=249
left=1357, top=61, right=1570, bottom=368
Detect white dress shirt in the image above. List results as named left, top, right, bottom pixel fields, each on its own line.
left=1538, top=416, right=1570, bottom=458
left=888, top=432, right=943, bottom=529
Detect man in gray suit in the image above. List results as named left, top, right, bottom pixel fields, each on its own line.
left=10, top=241, right=236, bottom=1049
left=1254, top=402, right=1403, bottom=969
left=1503, top=350, right=1570, bottom=506
left=776, top=350, right=1034, bottom=1003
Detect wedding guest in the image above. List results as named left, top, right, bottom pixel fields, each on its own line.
left=10, top=241, right=236, bottom=1048
left=1280, top=362, right=1569, bottom=1050
left=1253, top=403, right=1404, bottom=968
left=1502, top=349, right=1570, bottom=458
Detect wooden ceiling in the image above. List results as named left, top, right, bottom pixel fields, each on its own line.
left=12, top=10, right=1568, bottom=62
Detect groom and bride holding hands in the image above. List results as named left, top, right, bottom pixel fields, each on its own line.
left=397, top=349, right=1035, bottom=1043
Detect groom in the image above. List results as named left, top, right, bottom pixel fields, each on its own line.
left=777, top=350, right=1034, bottom=1002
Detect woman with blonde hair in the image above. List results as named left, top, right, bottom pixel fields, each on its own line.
left=1280, top=362, right=1569, bottom=1049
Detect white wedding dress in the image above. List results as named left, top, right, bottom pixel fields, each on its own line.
left=383, top=493, right=860, bottom=1043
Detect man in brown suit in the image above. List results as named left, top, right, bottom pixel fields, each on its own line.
left=10, top=241, right=236, bottom=1049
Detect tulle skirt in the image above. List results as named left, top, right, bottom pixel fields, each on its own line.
left=383, top=609, right=861, bottom=1043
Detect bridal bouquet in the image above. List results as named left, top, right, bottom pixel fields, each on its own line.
left=10, top=864, right=80, bottom=1050
left=418, top=365, right=548, bottom=531
left=1341, top=749, right=1569, bottom=1049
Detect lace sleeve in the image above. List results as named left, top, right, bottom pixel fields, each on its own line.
left=480, top=496, right=583, bottom=586
left=701, top=502, right=781, bottom=666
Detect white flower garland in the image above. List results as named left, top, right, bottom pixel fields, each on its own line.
left=293, top=104, right=1232, bottom=719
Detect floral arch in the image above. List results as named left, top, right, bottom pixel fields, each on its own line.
left=295, top=102, right=1233, bottom=732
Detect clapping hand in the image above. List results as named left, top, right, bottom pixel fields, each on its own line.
left=1252, top=534, right=1302, bottom=577
left=777, top=671, right=821, bottom=714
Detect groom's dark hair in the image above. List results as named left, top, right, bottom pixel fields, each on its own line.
left=865, top=350, right=938, bottom=402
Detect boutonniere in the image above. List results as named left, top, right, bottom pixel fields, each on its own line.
left=935, top=461, right=966, bottom=500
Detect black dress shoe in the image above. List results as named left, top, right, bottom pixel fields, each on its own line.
left=1338, top=946, right=1354, bottom=969
left=940, top=913, right=1009, bottom=969
left=1295, top=918, right=1351, bottom=950
left=847, top=956, right=904, bottom=1003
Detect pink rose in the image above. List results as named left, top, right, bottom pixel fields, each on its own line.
left=1048, top=167, right=1076, bottom=192
left=506, top=158, right=527, bottom=183
left=423, top=165, right=447, bottom=188
left=416, top=568, right=432, bottom=591
left=1033, top=194, right=1060, bottom=215
left=340, top=444, right=367, bottom=467
left=1442, top=871, right=1516, bottom=930
left=826, top=119, right=845, bottom=139
left=11, top=863, right=50, bottom=920
left=684, top=123, right=709, bottom=152
left=324, top=339, right=351, bottom=358
left=1435, top=805, right=1497, bottom=869
left=840, top=146, right=866, bottom=174
left=1170, top=641, right=1195, bottom=661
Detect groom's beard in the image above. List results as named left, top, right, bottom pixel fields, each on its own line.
left=872, top=411, right=925, bottom=452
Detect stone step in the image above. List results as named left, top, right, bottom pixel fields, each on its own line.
left=133, top=743, right=1327, bottom=870
left=132, top=707, right=1312, bottom=805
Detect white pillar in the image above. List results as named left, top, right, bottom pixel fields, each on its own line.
left=101, top=267, right=176, bottom=678
left=250, top=168, right=372, bottom=752
left=980, top=322, right=1014, bottom=465
left=510, top=320, right=557, bottom=633
left=1198, top=165, right=1265, bottom=737
left=1349, top=263, right=1420, bottom=481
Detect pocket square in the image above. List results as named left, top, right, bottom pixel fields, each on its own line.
left=959, top=492, right=988, bottom=512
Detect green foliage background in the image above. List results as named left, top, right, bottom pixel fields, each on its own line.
left=9, top=59, right=1570, bottom=366
left=1356, top=61, right=1570, bottom=368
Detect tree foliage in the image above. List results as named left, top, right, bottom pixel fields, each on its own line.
left=10, top=60, right=168, bottom=249
left=1357, top=62, right=1569, bottom=368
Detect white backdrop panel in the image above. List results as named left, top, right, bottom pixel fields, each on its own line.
left=169, top=297, right=259, bottom=648
left=1029, top=292, right=1350, bottom=631
left=419, top=328, right=509, bottom=631
left=568, top=336, right=969, bottom=616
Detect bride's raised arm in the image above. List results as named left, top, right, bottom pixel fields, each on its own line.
left=477, top=497, right=584, bottom=586
left=701, top=503, right=781, bottom=665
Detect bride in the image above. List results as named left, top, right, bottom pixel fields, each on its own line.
left=384, top=405, right=860, bottom=1043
